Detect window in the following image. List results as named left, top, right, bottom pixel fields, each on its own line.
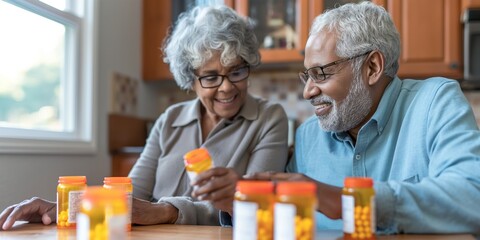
left=0, top=0, right=97, bottom=154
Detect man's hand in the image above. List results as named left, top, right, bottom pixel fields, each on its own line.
left=191, top=167, right=240, bottom=215
left=131, top=197, right=178, bottom=225
left=0, top=197, right=56, bottom=230
left=244, top=172, right=343, bottom=219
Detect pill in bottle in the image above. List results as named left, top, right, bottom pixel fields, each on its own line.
left=274, top=181, right=316, bottom=240
left=77, top=186, right=128, bottom=240
left=233, top=181, right=274, bottom=240
left=57, top=176, right=87, bottom=228
left=103, top=177, right=133, bottom=231
left=342, top=177, right=376, bottom=240
left=183, top=148, right=213, bottom=181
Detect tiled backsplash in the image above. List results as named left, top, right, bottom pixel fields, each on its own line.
left=110, top=72, right=139, bottom=116
left=248, top=71, right=313, bottom=123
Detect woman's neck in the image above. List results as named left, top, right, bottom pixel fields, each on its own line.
left=200, top=108, right=221, bottom=142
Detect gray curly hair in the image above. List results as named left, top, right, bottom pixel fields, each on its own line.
left=162, top=5, right=260, bottom=90
left=310, top=1, right=400, bottom=78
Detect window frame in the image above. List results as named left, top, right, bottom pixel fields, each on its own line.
left=0, top=0, right=98, bottom=154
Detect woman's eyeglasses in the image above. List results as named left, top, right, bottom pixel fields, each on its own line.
left=197, top=65, right=250, bottom=88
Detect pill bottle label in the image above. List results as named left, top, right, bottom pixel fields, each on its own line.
left=127, top=192, right=133, bottom=225
left=186, top=171, right=198, bottom=182
left=342, top=195, right=355, bottom=233
left=77, top=213, right=127, bottom=240
left=369, top=197, right=376, bottom=232
left=76, top=213, right=89, bottom=240
left=68, top=190, right=84, bottom=223
left=108, top=215, right=128, bottom=240
left=342, top=195, right=376, bottom=236
left=233, top=201, right=258, bottom=240
left=274, top=203, right=296, bottom=240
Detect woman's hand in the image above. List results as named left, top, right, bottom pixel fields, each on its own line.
left=191, top=167, right=240, bottom=215
left=131, top=197, right=178, bottom=225
left=0, top=197, right=56, bottom=230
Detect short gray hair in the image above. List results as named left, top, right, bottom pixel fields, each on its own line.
left=310, top=1, right=400, bottom=78
left=163, top=5, right=260, bottom=90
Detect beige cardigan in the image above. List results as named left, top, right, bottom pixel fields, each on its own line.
left=128, top=94, right=289, bottom=225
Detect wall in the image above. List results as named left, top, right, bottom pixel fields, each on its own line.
left=0, top=0, right=142, bottom=210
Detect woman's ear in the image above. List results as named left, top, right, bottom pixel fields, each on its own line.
left=365, top=51, right=385, bottom=86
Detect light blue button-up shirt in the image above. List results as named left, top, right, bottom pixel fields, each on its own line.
left=289, top=77, right=480, bottom=234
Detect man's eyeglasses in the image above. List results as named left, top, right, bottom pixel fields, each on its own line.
left=197, top=65, right=250, bottom=88
left=299, top=51, right=372, bottom=84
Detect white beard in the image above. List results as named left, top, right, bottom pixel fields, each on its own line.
left=316, top=70, right=372, bottom=132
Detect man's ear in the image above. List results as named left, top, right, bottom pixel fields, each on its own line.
left=365, top=50, right=385, bottom=86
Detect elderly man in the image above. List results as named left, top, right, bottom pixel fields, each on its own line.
left=248, top=1, right=480, bottom=235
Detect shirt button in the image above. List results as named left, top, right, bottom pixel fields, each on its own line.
left=355, top=155, right=361, bottom=160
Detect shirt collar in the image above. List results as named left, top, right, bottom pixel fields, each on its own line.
left=172, top=94, right=259, bottom=127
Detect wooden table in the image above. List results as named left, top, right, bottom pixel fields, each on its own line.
left=0, top=222, right=475, bottom=240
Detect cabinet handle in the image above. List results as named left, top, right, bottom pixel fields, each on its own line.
left=449, top=62, right=459, bottom=69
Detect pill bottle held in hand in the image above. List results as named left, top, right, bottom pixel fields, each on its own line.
left=183, top=148, right=213, bottom=181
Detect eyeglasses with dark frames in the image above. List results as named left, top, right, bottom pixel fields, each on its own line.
left=196, top=65, right=250, bottom=89
left=299, top=51, right=372, bottom=85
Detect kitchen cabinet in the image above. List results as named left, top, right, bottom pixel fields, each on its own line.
left=112, top=151, right=141, bottom=177
left=376, top=0, right=462, bottom=79
left=109, top=114, right=150, bottom=176
left=230, top=0, right=389, bottom=64
left=231, top=0, right=320, bottom=63
left=142, top=0, right=173, bottom=81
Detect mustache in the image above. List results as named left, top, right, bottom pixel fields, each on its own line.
left=310, top=96, right=333, bottom=105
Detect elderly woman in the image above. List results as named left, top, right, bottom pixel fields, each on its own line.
left=0, top=5, right=288, bottom=229
left=129, top=5, right=288, bottom=226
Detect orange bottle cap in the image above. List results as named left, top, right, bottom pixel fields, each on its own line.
left=58, top=176, right=87, bottom=184
left=236, top=181, right=274, bottom=194
left=276, top=181, right=316, bottom=195
left=104, top=177, right=132, bottom=184
left=184, top=148, right=211, bottom=165
left=344, top=177, right=373, bottom=188
left=82, top=186, right=125, bottom=200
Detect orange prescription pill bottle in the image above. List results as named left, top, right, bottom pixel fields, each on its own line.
left=103, top=177, right=133, bottom=231
left=77, top=186, right=128, bottom=240
left=233, top=181, right=274, bottom=240
left=183, top=148, right=213, bottom=181
left=275, top=181, right=317, bottom=240
left=342, top=177, right=376, bottom=240
left=57, top=176, right=87, bottom=228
